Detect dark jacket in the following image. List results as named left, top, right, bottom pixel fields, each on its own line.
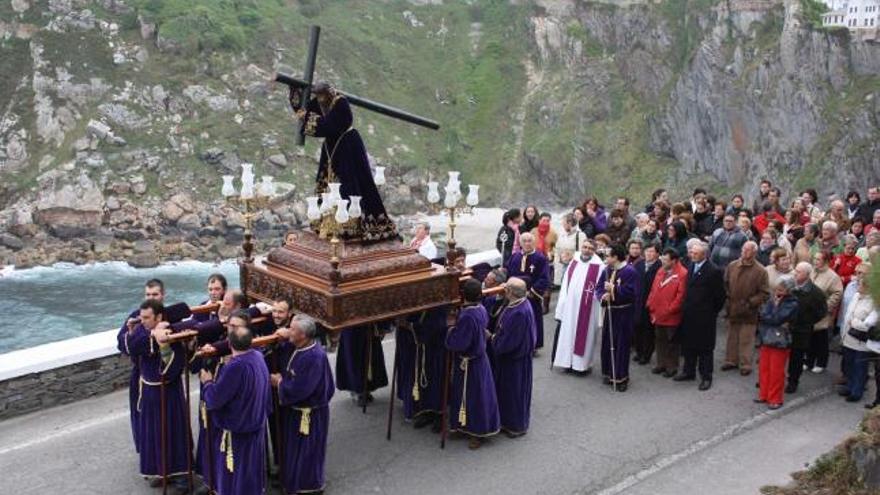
left=757, top=295, right=799, bottom=349
left=677, top=260, right=725, bottom=351
left=634, top=258, right=662, bottom=327
left=790, top=282, right=827, bottom=351
left=863, top=199, right=880, bottom=224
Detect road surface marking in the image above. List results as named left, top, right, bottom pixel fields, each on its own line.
left=595, top=386, right=832, bottom=495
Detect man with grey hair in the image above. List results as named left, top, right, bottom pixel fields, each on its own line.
left=490, top=277, right=536, bottom=437
left=483, top=268, right=510, bottom=335
left=676, top=240, right=725, bottom=390
left=270, top=314, right=335, bottom=495
left=553, top=238, right=604, bottom=374
left=409, top=222, right=437, bottom=260
left=507, top=232, right=550, bottom=351
left=788, top=262, right=827, bottom=393
left=722, top=241, right=770, bottom=376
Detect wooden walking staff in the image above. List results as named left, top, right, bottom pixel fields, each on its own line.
left=386, top=332, right=399, bottom=441
left=160, top=372, right=168, bottom=494
left=183, top=347, right=195, bottom=494
left=270, top=350, right=285, bottom=488
left=439, top=349, right=452, bottom=450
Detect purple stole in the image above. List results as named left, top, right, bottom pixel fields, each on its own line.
left=573, top=262, right=601, bottom=357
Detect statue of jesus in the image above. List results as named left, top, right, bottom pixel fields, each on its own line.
left=289, top=82, right=398, bottom=242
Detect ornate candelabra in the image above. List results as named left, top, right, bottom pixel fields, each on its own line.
left=425, top=171, right=480, bottom=268
left=221, top=163, right=276, bottom=263
left=304, top=179, right=364, bottom=292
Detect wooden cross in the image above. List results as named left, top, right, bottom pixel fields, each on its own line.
left=275, top=25, right=441, bottom=146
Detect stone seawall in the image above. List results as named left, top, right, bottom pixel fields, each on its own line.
left=0, top=353, right=128, bottom=420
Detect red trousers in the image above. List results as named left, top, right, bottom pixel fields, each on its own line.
left=758, top=346, right=790, bottom=406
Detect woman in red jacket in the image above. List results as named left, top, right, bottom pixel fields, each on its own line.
left=832, top=234, right=862, bottom=287
left=646, top=247, right=689, bottom=378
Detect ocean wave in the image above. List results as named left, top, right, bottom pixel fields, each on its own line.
left=0, top=259, right=238, bottom=280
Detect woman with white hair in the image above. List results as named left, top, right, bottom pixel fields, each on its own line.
left=839, top=266, right=878, bottom=403
left=755, top=276, right=799, bottom=409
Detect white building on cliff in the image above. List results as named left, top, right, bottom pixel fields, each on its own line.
left=821, top=0, right=879, bottom=29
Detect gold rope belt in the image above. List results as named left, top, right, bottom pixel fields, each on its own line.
left=137, top=376, right=164, bottom=412
left=220, top=429, right=234, bottom=473
left=293, top=407, right=312, bottom=436
left=458, top=357, right=471, bottom=427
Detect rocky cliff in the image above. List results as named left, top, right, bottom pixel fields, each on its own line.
left=0, top=0, right=877, bottom=267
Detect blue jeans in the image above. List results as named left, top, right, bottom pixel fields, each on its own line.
left=844, top=347, right=870, bottom=400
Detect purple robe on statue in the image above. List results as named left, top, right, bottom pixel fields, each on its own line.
left=446, top=304, right=500, bottom=437
left=492, top=298, right=536, bottom=434
left=277, top=341, right=335, bottom=494
left=299, top=95, right=398, bottom=241
left=506, top=250, right=550, bottom=349
left=124, top=324, right=191, bottom=478
left=596, top=263, right=641, bottom=385
left=203, top=349, right=271, bottom=495
left=336, top=325, right=388, bottom=394
left=117, top=308, right=141, bottom=453
left=397, top=308, right=448, bottom=419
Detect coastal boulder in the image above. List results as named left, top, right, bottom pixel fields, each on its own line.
left=34, top=173, right=104, bottom=240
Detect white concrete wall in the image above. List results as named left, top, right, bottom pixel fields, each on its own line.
left=0, top=249, right=503, bottom=383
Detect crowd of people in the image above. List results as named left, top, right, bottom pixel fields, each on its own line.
left=114, top=180, right=880, bottom=494
left=496, top=181, right=880, bottom=410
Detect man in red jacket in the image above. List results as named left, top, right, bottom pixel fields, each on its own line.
left=753, top=202, right=785, bottom=236
left=646, top=248, right=689, bottom=378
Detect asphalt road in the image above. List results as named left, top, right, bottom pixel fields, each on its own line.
left=0, top=311, right=867, bottom=495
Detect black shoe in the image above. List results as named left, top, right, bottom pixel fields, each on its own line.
left=414, top=414, right=434, bottom=429
left=839, top=389, right=851, bottom=397
left=662, top=370, right=677, bottom=378
left=753, top=398, right=766, bottom=404
left=616, top=381, right=628, bottom=392
left=698, top=379, right=712, bottom=391
left=846, top=395, right=862, bottom=403
left=651, top=367, right=665, bottom=375
left=866, top=401, right=879, bottom=410
left=721, top=363, right=738, bottom=371
left=785, top=383, right=798, bottom=394
left=673, top=374, right=696, bottom=382
left=633, top=355, right=641, bottom=362
left=603, top=376, right=612, bottom=385
left=638, top=358, right=650, bottom=365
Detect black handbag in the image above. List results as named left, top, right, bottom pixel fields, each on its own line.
left=760, top=324, right=792, bottom=349
left=848, top=328, right=870, bottom=343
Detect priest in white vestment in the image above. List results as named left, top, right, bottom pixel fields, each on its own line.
left=553, top=238, right=605, bottom=373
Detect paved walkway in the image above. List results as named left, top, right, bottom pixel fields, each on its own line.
left=0, top=312, right=867, bottom=494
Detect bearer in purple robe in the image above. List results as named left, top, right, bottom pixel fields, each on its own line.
left=447, top=279, right=500, bottom=450
left=397, top=307, right=449, bottom=429
left=506, top=232, right=550, bottom=351
left=201, top=311, right=271, bottom=495
left=596, top=244, right=641, bottom=392
left=490, top=278, right=536, bottom=437
left=291, top=82, right=398, bottom=241
left=123, top=299, right=191, bottom=492
left=270, top=314, right=335, bottom=495
left=173, top=290, right=260, bottom=488
left=117, top=278, right=165, bottom=454
left=336, top=325, right=388, bottom=407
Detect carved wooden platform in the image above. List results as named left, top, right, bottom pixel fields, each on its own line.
left=241, top=231, right=460, bottom=331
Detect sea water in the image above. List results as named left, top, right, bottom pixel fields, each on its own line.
left=0, top=261, right=240, bottom=354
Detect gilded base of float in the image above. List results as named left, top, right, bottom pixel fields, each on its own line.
left=240, top=231, right=459, bottom=331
